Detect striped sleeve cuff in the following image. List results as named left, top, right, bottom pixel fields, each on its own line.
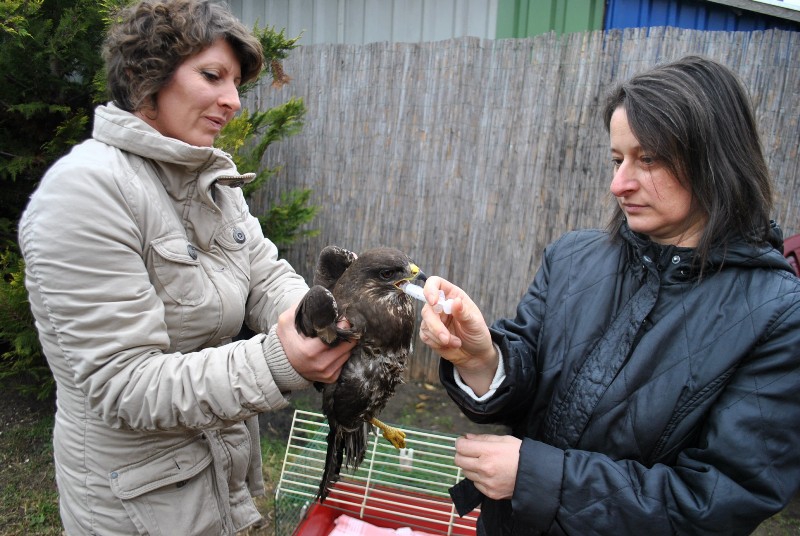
left=262, top=324, right=311, bottom=393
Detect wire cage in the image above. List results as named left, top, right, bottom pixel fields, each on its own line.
left=274, top=409, right=479, bottom=535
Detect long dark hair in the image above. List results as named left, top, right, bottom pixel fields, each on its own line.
left=603, top=56, right=773, bottom=267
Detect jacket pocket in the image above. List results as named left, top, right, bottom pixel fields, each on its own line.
left=151, top=235, right=205, bottom=306
left=651, top=368, right=734, bottom=463
left=212, top=221, right=252, bottom=281
left=221, top=422, right=252, bottom=496
left=109, top=434, right=223, bottom=535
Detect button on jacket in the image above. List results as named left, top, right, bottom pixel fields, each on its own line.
left=442, top=223, right=800, bottom=535
left=19, top=103, right=310, bottom=535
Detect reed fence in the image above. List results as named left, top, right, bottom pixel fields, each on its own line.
left=245, top=27, right=800, bottom=382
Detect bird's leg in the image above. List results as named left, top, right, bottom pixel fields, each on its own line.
left=370, top=417, right=406, bottom=449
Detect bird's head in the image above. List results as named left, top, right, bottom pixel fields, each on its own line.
left=332, top=247, right=422, bottom=349
left=342, top=247, right=426, bottom=297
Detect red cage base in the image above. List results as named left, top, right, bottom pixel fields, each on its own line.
left=291, top=481, right=477, bottom=535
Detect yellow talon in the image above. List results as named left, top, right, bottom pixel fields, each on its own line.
left=370, top=417, right=406, bottom=449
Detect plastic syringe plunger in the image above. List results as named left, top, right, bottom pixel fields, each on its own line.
left=401, top=282, right=453, bottom=314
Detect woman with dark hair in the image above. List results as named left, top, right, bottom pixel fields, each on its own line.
left=603, top=56, right=774, bottom=269
left=18, top=0, right=354, bottom=534
left=418, top=56, right=800, bottom=535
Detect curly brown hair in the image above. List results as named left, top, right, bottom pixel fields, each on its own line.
left=103, top=0, right=263, bottom=112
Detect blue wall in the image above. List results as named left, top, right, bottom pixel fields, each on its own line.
left=604, top=0, right=800, bottom=31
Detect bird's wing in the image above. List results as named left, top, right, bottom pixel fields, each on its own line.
left=295, top=285, right=361, bottom=345
left=314, top=246, right=357, bottom=289
left=294, top=285, right=340, bottom=344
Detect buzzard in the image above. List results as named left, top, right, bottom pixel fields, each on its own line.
left=294, top=245, right=425, bottom=501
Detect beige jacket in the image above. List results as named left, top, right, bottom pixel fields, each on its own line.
left=19, top=104, right=310, bottom=535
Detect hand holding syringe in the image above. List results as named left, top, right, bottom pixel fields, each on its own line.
left=401, top=282, right=453, bottom=314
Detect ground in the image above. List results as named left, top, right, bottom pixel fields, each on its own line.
left=257, top=378, right=510, bottom=440
left=2, top=380, right=798, bottom=535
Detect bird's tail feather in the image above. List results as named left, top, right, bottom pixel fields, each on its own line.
left=343, top=422, right=368, bottom=469
left=317, top=422, right=368, bottom=502
left=317, top=426, right=343, bottom=502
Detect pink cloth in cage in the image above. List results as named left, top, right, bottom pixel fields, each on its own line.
left=327, top=514, right=436, bottom=536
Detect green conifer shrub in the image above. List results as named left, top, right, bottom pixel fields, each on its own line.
left=0, top=1, right=318, bottom=399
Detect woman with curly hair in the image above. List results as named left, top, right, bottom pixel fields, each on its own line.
left=18, top=1, right=354, bottom=533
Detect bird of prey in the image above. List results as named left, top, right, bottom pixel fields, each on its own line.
left=294, top=245, right=425, bottom=502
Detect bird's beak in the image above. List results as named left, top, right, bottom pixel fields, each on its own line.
left=395, top=263, right=427, bottom=288
left=409, top=263, right=427, bottom=283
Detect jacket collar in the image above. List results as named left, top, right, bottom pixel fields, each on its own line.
left=91, top=103, right=255, bottom=205
left=619, top=221, right=794, bottom=282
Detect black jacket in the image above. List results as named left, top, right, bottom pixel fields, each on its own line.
left=442, top=223, right=800, bottom=535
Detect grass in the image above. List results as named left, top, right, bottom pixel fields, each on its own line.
left=242, top=436, right=288, bottom=535
left=0, top=411, right=61, bottom=535
left=752, top=511, right=800, bottom=536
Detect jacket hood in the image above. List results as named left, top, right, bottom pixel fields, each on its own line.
left=714, top=221, right=791, bottom=272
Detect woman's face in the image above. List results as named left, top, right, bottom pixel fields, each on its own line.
left=137, top=39, right=241, bottom=147
left=609, top=107, right=706, bottom=247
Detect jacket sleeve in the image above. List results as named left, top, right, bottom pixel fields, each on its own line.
left=236, top=192, right=309, bottom=333
left=512, top=295, right=800, bottom=535
left=439, top=235, right=553, bottom=428
left=18, top=150, right=308, bottom=432
left=235, top=191, right=312, bottom=393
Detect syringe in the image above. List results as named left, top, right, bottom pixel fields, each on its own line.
left=401, top=282, right=453, bottom=314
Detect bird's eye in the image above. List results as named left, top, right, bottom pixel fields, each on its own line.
left=379, top=269, right=395, bottom=280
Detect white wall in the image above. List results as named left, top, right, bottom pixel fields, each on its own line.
left=226, top=0, right=497, bottom=44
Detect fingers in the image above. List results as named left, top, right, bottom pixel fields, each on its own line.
left=422, top=275, right=461, bottom=304
left=418, top=279, right=496, bottom=381
left=420, top=276, right=466, bottom=346
left=419, top=317, right=461, bottom=350
left=288, top=335, right=353, bottom=384
left=454, top=434, right=522, bottom=500
left=277, top=303, right=355, bottom=383
left=420, top=278, right=478, bottom=336
left=311, top=339, right=353, bottom=383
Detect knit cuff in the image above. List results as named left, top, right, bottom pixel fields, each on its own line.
left=262, top=324, right=311, bottom=393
